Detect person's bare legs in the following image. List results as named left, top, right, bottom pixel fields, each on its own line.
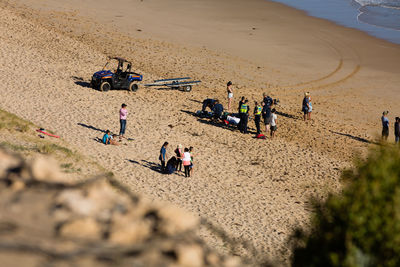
left=110, top=140, right=120, bottom=146
left=265, top=124, right=270, bottom=136
left=228, top=98, right=232, bottom=113
left=308, top=112, right=311, bottom=120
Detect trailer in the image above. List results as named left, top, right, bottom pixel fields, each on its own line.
left=144, top=77, right=201, bottom=92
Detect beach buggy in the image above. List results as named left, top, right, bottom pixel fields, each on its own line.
left=90, top=57, right=143, bottom=92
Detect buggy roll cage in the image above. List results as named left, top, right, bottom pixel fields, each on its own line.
left=102, top=57, right=132, bottom=73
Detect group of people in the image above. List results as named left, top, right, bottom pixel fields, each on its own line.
left=159, top=142, right=194, bottom=177
left=381, top=111, right=400, bottom=143
left=202, top=89, right=279, bottom=138
left=237, top=94, right=278, bottom=137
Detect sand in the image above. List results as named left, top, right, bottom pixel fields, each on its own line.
left=0, top=0, right=399, bottom=264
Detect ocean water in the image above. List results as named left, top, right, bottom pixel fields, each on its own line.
left=269, top=0, right=400, bottom=45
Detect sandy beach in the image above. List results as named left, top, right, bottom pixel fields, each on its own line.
left=1, top=0, right=400, bottom=264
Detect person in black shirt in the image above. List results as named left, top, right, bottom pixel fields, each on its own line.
left=254, top=101, right=262, bottom=135
left=239, top=99, right=249, bottom=133
left=202, top=98, right=216, bottom=113
left=238, top=96, right=245, bottom=114
left=212, top=100, right=224, bottom=121
left=262, top=93, right=273, bottom=135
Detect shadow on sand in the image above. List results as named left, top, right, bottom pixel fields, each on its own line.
left=127, top=159, right=162, bottom=173
left=330, top=130, right=379, bottom=145
left=77, top=123, right=107, bottom=133
left=72, top=76, right=91, bottom=88
left=276, top=110, right=298, bottom=120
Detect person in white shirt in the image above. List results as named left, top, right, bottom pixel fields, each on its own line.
left=270, top=108, right=278, bottom=138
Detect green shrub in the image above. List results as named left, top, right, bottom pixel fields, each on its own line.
left=291, top=146, right=400, bottom=267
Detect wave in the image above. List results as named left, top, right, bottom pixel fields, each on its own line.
left=353, top=0, right=400, bottom=30
left=354, top=0, right=400, bottom=8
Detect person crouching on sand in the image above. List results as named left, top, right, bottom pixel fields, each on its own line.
left=102, top=130, right=111, bottom=145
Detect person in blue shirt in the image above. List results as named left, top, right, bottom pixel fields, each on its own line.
left=159, top=142, right=169, bottom=173
left=302, top=92, right=310, bottom=121
left=381, top=111, right=389, bottom=141
left=102, top=130, right=111, bottom=145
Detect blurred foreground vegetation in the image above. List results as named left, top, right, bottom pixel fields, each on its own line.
left=291, top=146, right=400, bottom=267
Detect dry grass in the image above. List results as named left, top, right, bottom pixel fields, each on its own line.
left=0, top=108, right=101, bottom=177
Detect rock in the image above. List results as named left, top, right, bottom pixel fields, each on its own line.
left=177, top=244, right=204, bottom=267
left=157, top=205, right=199, bottom=235
left=109, top=213, right=151, bottom=245
left=0, top=149, right=22, bottom=179
left=59, top=218, right=101, bottom=240
left=29, top=156, right=65, bottom=182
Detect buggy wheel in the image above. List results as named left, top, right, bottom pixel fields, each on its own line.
left=99, top=81, right=111, bottom=92
left=129, top=82, right=138, bottom=92
left=183, top=85, right=192, bottom=92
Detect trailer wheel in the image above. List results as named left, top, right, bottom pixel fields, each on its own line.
left=99, top=81, right=111, bottom=92
left=183, top=85, right=192, bottom=92
left=129, top=83, right=138, bottom=92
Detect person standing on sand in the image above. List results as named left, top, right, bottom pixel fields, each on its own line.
left=174, top=144, right=183, bottom=172
left=119, top=104, right=128, bottom=139
left=302, top=92, right=310, bottom=121
left=183, top=147, right=191, bottom=178
left=227, top=81, right=233, bottom=113
left=381, top=111, right=389, bottom=141
left=254, top=101, right=262, bottom=135
left=189, top=146, right=194, bottom=176
left=394, top=117, right=400, bottom=144
left=262, top=102, right=271, bottom=135
left=270, top=108, right=278, bottom=138
left=238, top=96, right=245, bottom=114
left=307, top=94, right=312, bottom=120
left=239, top=99, right=249, bottom=134
left=160, top=142, right=168, bottom=173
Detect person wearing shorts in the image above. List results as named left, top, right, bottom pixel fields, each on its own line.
left=270, top=109, right=277, bottom=138
left=227, top=81, right=233, bottom=112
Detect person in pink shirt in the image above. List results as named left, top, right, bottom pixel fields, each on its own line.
left=119, top=103, right=128, bottom=139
